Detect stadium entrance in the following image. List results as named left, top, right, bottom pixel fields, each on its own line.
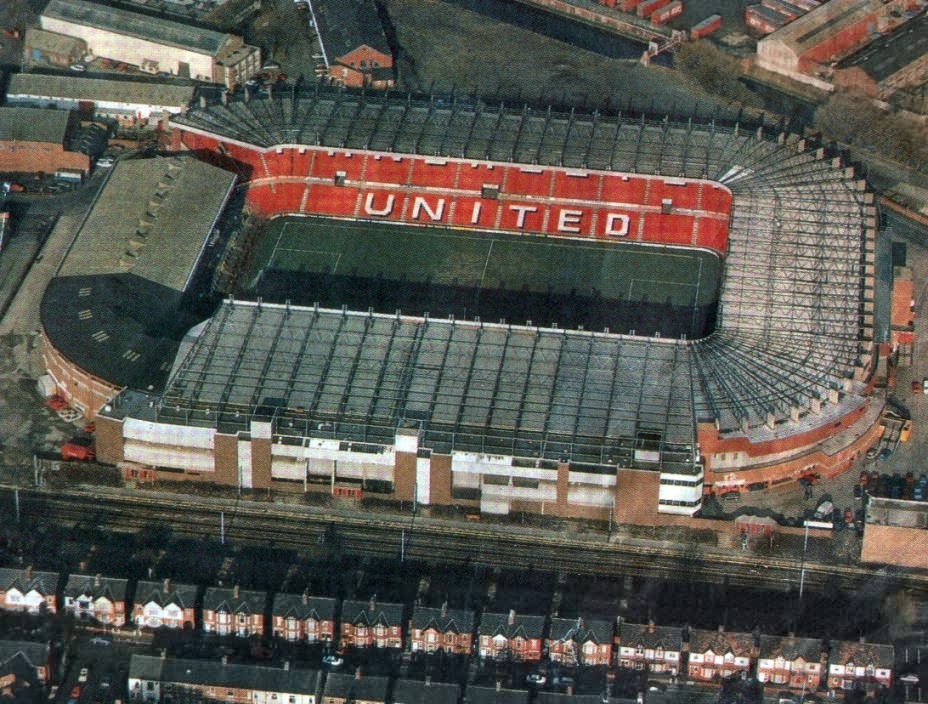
left=240, top=216, right=722, bottom=340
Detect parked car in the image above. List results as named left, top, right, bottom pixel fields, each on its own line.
left=96, top=156, right=115, bottom=168
left=922, top=377, right=928, bottom=394
left=854, top=484, right=862, bottom=500
left=78, top=668, right=88, bottom=683
left=69, top=63, right=85, bottom=72
left=844, top=507, right=853, bottom=525
left=526, top=674, right=546, bottom=685
left=877, top=447, right=893, bottom=461
left=866, top=445, right=880, bottom=460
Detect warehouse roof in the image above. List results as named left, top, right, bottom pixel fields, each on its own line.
left=0, top=106, right=72, bottom=144
left=760, top=0, right=883, bottom=55
left=43, top=0, right=230, bottom=55
left=837, top=12, right=928, bottom=83
left=7, top=73, right=196, bottom=109
left=308, top=0, right=391, bottom=65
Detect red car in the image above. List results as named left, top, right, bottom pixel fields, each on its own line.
left=71, top=685, right=80, bottom=699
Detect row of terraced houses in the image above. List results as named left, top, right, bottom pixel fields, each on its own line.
left=0, top=566, right=894, bottom=695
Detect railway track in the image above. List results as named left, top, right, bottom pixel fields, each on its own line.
left=2, top=485, right=920, bottom=594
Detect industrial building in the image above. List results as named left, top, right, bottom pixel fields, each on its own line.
left=756, top=0, right=919, bottom=89
left=0, top=106, right=90, bottom=176
left=40, top=0, right=260, bottom=88
left=40, top=155, right=236, bottom=419
left=832, top=12, right=928, bottom=99
left=5, top=73, right=196, bottom=127
left=307, top=0, right=394, bottom=88
left=40, top=85, right=877, bottom=523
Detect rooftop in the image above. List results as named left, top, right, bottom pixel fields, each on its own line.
left=63, top=573, right=129, bottom=602
left=43, top=0, right=231, bottom=56
left=479, top=611, right=546, bottom=639
left=836, top=11, right=928, bottom=83
left=323, top=671, right=389, bottom=701
left=308, top=0, right=391, bottom=66
left=392, top=678, right=460, bottom=704
left=202, top=586, right=266, bottom=614
left=0, top=106, right=72, bottom=144
left=340, top=599, right=404, bottom=626
left=272, top=593, right=337, bottom=620
left=129, top=654, right=322, bottom=693
left=41, top=155, right=235, bottom=391
left=760, top=0, right=892, bottom=55
left=134, top=579, right=197, bottom=608
left=7, top=73, right=196, bottom=109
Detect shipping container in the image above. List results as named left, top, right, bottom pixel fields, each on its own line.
left=745, top=4, right=788, bottom=34
left=651, top=0, right=683, bottom=24
left=760, top=0, right=804, bottom=20
left=620, top=0, right=642, bottom=11
left=690, top=14, right=722, bottom=38
left=637, top=0, right=669, bottom=18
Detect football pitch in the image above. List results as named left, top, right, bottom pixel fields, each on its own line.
left=241, top=216, right=721, bottom=337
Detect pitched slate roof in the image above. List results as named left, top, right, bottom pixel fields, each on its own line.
left=133, top=580, right=197, bottom=609
left=0, top=569, right=59, bottom=598
left=202, top=586, right=265, bottom=615
left=272, top=593, right=337, bottom=621
left=688, top=628, right=755, bottom=658
left=323, top=671, right=389, bottom=702
left=478, top=611, right=545, bottom=640
left=392, top=678, right=459, bottom=704
left=410, top=605, right=474, bottom=635
left=0, top=640, right=49, bottom=669
left=308, top=0, right=391, bottom=65
left=548, top=617, right=613, bottom=646
left=466, top=684, right=529, bottom=704
left=64, top=574, right=128, bottom=603
left=618, top=622, right=683, bottom=652
left=758, top=635, right=824, bottom=662
left=0, top=107, right=72, bottom=144
left=129, top=654, right=322, bottom=693
left=828, top=639, right=894, bottom=669
left=341, top=599, right=404, bottom=628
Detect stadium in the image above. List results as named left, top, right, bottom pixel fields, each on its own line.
left=43, top=86, right=882, bottom=522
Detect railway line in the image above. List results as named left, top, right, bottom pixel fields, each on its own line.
left=2, top=484, right=921, bottom=595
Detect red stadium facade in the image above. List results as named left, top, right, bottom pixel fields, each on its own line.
left=174, top=129, right=732, bottom=254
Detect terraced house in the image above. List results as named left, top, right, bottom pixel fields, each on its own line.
left=63, top=573, right=129, bottom=626
left=757, top=635, right=826, bottom=690
left=0, top=567, right=58, bottom=614
left=687, top=627, right=755, bottom=682
left=546, top=616, right=614, bottom=666
left=617, top=621, right=682, bottom=674
left=408, top=602, right=474, bottom=654
left=478, top=610, right=545, bottom=662
left=340, top=597, right=404, bottom=649
left=827, top=639, right=894, bottom=695
left=202, top=585, right=266, bottom=638
left=132, top=579, right=197, bottom=630
left=272, top=592, right=337, bottom=643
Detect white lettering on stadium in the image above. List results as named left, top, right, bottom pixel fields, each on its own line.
left=360, top=192, right=632, bottom=237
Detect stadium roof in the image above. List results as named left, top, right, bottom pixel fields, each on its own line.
left=43, top=0, right=230, bottom=56
left=0, top=106, right=71, bottom=144
left=167, top=89, right=874, bottom=461
left=836, top=12, right=928, bottom=83
left=307, top=0, right=391, bottom=65
left=7, top=73, right=196, bottom=109
left=57, top=157, right=233, bottom=291
left=41, top=156, right=235, bottom=390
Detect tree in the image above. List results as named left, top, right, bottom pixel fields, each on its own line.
left=674, top=41, right=756, bottom=106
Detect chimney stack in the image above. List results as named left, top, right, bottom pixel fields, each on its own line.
left=369, top=595, right=376, bottom=612
left=496, top=680, right=502, bottom=692
left=284, top=660, right=290, bottom=671
left=425, top=675, right=431, bottom=687
left=25, top=566, right=33, bottom=580
left=718, top=624, right=724, bottom=633
left=234, top=584, right=240, bottom=600
left=95, top=574, right=101, bottom=588
left=160, top=648, right=167, bottom=661
left=355, top=666, right=362, bottom=681
left=508, top=609, right=516, bottom=626
left=302, top=590, right=309, bottom=605
left=163, top=578, right=171, bottom=594
left=441, top=600, right=448, bottom=618
left=648, top=619, right=655, bottom=634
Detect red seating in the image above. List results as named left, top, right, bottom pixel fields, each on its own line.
left=455, top=163, right=504, bottom=192
left=304, top=185, right=360, bottom=218
left=552, top=171, right=601, bottom=202
left=363, top=154, right=411, bottom=185
left=409, top=158, right=459, bottom=189
left=504, top=167, right=553, bottom=197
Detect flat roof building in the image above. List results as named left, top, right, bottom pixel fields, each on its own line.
left=40, top=0, right=260, bottom=88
